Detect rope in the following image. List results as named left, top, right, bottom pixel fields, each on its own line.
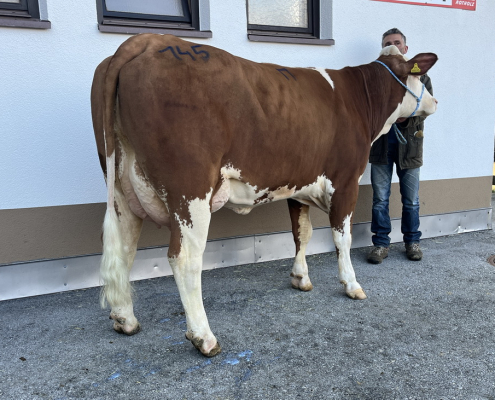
left=393, top=123, right=407, bottom=145
left=373, top=60, right=425, bottom=118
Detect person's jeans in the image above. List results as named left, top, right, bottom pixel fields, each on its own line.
left=370, top=143, right=421, bottom=247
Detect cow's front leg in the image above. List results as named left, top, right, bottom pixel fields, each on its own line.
left=331, top=214, right=366, bottom=300
left=168, top=195, right=221, bottom=357
left=330, top=187, right=366, bottom=300
left=287, top=199, right=313, bottom=291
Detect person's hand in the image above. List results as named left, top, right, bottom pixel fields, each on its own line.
left=396, top=117, right=406, bottom=123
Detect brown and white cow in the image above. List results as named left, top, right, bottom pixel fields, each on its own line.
left=91, top=34, right=437, bottom=357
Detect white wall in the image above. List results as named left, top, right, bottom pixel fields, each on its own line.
left=1, top=0, right=494, bottom=209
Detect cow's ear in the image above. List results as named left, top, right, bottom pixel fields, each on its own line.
left=401, top=53, right=438, bottom=76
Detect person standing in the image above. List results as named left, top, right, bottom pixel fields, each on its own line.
left=367, top=28, right=433, bottom=264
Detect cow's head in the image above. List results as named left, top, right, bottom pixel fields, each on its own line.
left=377, top=45, right=438, bottom=134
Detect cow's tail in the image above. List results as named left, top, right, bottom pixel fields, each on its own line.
left=100, top=35, right=151, bottom=308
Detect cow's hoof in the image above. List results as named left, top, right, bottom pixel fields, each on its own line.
left=290, top=273, right=313, bottom=291
left=110, top=314, right=141, bottom=335
left=186, top=332, right=222, bottom=357
left=346, top=288, right=367, bottom=300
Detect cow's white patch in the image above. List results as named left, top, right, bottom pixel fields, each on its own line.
left=105, top=152, right=115, bottom=208
left=292, top=175, right=335, bottom=213
left=213, top=166, right=334, bottom=215
left=314, top=67, right=335, bottom=90
left=380, top=45, right=406, bottom=59
left=227, top=179, right=267, bottom=207
left=221, top=164, right=242, bottom=180
left=268, top=185, right=297, bottom=201
left=405, top=75, right=437, bottom=116
left=218, top=165, right=269, bottom=213
left=174, top=190, right=212, bottom=254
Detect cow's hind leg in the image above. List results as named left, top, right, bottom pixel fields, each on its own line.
left=330, top=189, right=367, bottom=300
left=168, top=193, right=221, bottom=357
left=287, top=199, right=313, bottom=291
left=101, top=184, right=143, bottom=335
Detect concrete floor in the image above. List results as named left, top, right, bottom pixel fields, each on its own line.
left=1, top=201, right=495, bottom=399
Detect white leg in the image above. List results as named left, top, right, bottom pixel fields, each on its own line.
left=101, top=185, right=143, bottom=335
left=331, top=214, right=367, bottom=300
left=169, top=193, right=220, bottom=357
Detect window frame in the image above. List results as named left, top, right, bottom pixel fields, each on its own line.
left=247, top=0, right=333, bottom=45
left=96, top=0, right=211, bottom=38
left=0, top=0, right=50, bottom=29
left=247, top=0, right=316, bottom=37
left=0, top=0, right=33, bottom=15
left=102, top=0, right=192, bottom=24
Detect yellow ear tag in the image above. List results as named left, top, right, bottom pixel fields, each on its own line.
left=411, top=63, right=421, bottom=73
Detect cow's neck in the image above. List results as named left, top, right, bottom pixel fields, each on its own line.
left=356, top=63, right=405, bottom=143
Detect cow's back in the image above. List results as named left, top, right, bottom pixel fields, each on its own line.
left=113, top=34, right=362, bottom=195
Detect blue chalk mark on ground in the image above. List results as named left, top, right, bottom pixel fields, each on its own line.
left=238, top=350, right=253, bottom=361
left=186, top=359, right=212, bottom=373
left=178, top=320, right=187, bottom=331
left=160, top=318, right=171, bottom=323
left=185, top=351, right=254, bottom=374
left=91, top=383, right=99, bottom=387
left=222, top=357, right=240, bottom=365
left=108, top=371, right=121, bottom=380
left=172, top=341, right=185, bottom=345
left=162, top=335, right=172, bottom=339
left=221, top=350, right=253, bottom=366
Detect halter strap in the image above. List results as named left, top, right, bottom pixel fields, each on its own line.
left=373, top=60, right=425, bottom=118
left=373, top=60, right=427, bottom=144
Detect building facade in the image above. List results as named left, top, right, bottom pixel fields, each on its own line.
left=1, top=0, right=493, bottom=299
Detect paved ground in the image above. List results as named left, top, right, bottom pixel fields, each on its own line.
left=1, top=206, right=495, bottom=399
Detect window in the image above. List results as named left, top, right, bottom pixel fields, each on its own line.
left=0, top=0, right=50, bottom=29
left=247, top=0, right=333, bottom=45
left=97, top=0, right=211, bottom=38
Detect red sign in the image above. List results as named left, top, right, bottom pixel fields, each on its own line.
left=371, top=0, right=476, bottom=11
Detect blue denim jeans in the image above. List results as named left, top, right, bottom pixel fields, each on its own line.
left=370, top=143, right=421, bottom=247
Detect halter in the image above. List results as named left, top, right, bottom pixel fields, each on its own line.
left=373, top=60, right=425, bottom=144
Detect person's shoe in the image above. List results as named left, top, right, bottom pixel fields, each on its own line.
left=367, top=246, right=389, bottom=264
left=405, top=242, right=423, bottom=261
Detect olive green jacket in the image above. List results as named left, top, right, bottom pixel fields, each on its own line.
left=369, top=74, right=432, bottom=169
